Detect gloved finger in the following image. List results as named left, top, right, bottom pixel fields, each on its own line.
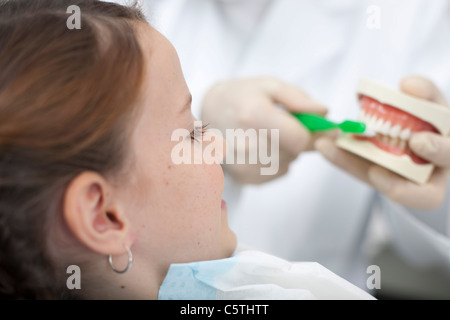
left=409, top=132, right=450, bottom=168
left=400, top=75, right=449, bottom=106
left=276, top=109, right=313, bottom=158
left=368, top=165, right=448, bottom=209
left=315, top=136, right=449, bottom=209
left=252, top=104, right=312, bottom=158
left=305, top=129, right=340, bottom=151
left=314, top=137, right=374, bottom=183
left=260, top=77, right=328, bottom=114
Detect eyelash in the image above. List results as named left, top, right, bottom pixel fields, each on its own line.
left=190, top=123, right=209, bottom=142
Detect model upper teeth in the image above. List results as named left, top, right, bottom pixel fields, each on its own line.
left=358, top=110, right=411, bottom=140
left=399, top=128, right=411, bottom=140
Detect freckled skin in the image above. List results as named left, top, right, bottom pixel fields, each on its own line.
left=117, top=24, right=237, bottom=285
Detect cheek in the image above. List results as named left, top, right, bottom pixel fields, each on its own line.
left=143, top=160, right=224, bottom=232
left=168, top=163, right=225, bottom=238
left=169, top=162, right=224, bottom=219
left=129, top=135, right=229, bottom=262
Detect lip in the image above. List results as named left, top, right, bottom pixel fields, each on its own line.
left=221, top=199, right=227, bottom=210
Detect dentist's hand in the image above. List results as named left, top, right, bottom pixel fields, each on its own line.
left=315, top=75, right=450, bottom=209
left=201, top=76, right=328, bottom=184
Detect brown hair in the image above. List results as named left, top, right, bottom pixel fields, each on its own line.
left=0, top=0, right=146, bottom=299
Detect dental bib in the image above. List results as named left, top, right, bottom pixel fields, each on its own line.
left=158, top=248, right=375, bottom=300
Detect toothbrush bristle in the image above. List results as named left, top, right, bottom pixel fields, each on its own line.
left=361, top=129, right=377, bottom=137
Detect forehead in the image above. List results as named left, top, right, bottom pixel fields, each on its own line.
left=135, top=24, right=188, bottom=116
left=138, top=24, right=184, bottom=90
left=132, top=23, right=190, bottom=139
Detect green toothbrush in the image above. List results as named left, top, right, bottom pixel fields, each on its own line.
left=291, top=113, right=375, bottom=136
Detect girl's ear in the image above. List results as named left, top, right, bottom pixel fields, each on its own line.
left=63, top=171, right=131, bottom=256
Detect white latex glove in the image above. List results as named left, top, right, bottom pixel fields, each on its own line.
left=201, top=76, right=328, bottom=184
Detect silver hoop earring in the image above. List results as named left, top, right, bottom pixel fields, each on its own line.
left=108, top=246, right=133, bottom=274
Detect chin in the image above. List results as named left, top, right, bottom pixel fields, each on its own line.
left=223, top=230, right=238, bottom=257
left=337, top=78, right=450, bottom=184
left=221, top=219, right=238, bottom=257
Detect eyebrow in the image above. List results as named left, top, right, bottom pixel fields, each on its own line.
left=180, top=94, right=192, bottom=114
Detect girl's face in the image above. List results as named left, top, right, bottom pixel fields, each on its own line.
left=122, top=25, right=236, bottom=273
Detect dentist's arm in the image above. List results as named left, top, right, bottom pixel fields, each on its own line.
left=201, top=76, right=328, bottom=184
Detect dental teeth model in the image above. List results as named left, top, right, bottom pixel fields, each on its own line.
left=336, top=78, right=450, bottom=184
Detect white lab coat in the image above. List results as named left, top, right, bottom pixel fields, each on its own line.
left=136, top=0, right=450, bottom=291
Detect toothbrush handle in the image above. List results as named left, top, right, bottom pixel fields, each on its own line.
left=291, top=113, right=338, bottom=132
